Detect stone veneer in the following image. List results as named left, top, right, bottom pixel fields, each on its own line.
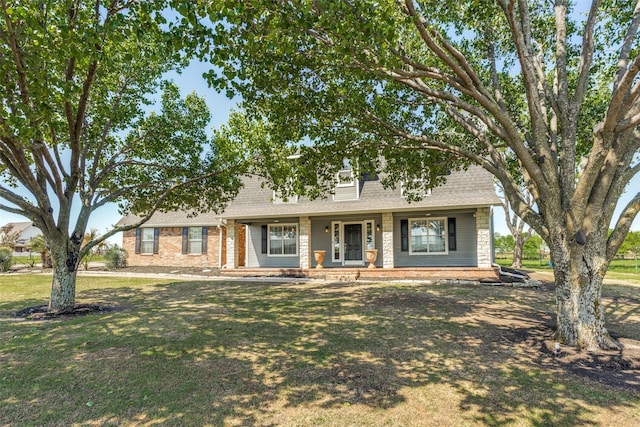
left=299, top=216, right=310, bottom=269
left=475, top=207, right=492, bottom=268
left=381, top=212, right=394, bottom=268
left=123, top=226, right=224, bottom=268
left=226, top=219, right=237, bottom=269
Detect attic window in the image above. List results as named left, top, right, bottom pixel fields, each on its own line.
left=272, top=167, right=299, bottom=203
left=401, top=179, right=432, bottom=199
left=273, top=190, right=299, bottom=204
left=336, top=158, right=355, bottom=187
left=336, top=169, right=355, bottom=187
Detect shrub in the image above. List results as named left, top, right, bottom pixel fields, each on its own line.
left=0, top=247, right=12, bottom=272
left=104, top=246, right=127, bottom=269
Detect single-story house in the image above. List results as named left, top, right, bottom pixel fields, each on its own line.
left=0, top=221, right=42, bottom=253
left=119, top=211, right=228, bottom=268
left=119, top=165, right=501, bottom=280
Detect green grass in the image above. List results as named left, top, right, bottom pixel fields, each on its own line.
left=495, top=256, right=640, bottom=272
left=10, top=254, right=107, bottom=266
left=1, top=274, right=639, bottom=426
left=495, top=257, right=640, bottom=284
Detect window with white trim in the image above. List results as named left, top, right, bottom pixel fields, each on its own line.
left=336, top=169, right=355, bottom=187
left=365, top=220, right=375, bottom=250
left=273, top=190, right=299, bottom=204
left=141, top=228, right=155, bottom=254
left=336, top=158, right=355, bottom=187
left=188, top=227, right=203, bottom=254
left=272, top=176, right=299, bottom=204
left=332, top=222, right=342, bottom=261
left=409, top=218, right=447, bottom=254
left=401, top=179, right=432, bottom=199
left=268, top=224, right=298, bottom=256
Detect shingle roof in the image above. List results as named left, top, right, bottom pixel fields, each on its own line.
left=117, top=210, right=223, bottom=227
left=117, top=166, right=500, bottom=226
left=1, top=221, right=33, bottom=234
left=221, top=165, right=500, bottom=220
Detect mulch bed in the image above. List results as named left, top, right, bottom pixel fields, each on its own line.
left=14, top=304, right=120, bottom=320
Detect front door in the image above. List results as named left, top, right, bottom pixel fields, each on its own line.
left=344, top=223, right=363, bottom=265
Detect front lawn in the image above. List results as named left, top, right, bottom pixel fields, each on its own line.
left=1, top=274, right=639, bottom=426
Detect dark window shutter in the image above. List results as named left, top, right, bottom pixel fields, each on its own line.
left=400, top=219, right=408, bottom=252
left=202, top=227, right=208, bottom=254
left=135, top=228, right=141, bottom=254
left=448, top=218, right=457, bottom=251
left=153, top=228, right=160, bottom=254
left=261, top=225, right=268, bottom=254
left=182, top=227, right=188, bottom=254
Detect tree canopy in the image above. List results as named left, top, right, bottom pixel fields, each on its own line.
left=0, top=1, right=250, bottom=312
left=193, top=0, right=640, bottom=349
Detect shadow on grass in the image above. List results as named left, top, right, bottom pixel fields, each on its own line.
left=1, top=278, right=638, bottom=425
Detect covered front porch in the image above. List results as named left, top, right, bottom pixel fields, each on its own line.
left=225, top=207, right=495, bottom=275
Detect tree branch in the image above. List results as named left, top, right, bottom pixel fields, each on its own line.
left=614, top=0, right=640, bottom=88
left=607, top=190, right=640, bottom=260
left=572, top=0, right=601, bottom=110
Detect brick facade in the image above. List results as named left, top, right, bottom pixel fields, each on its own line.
left=123, top=226, right=224, bottom=268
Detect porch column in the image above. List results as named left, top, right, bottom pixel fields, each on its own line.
left=299, top=216, right=310, bottom=269
left=226, top=219, right=238, bottom=269
left=475, top=207, right=492, bottom=268
left=381, top=212, right=394, bottom=268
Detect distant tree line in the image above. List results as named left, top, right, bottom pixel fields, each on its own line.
left=495, top=231, right=640, bottom=260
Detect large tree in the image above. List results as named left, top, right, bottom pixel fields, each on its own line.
left=197, top=0, right=640, bottom=349
left=0, top=1, right=248, bottom=313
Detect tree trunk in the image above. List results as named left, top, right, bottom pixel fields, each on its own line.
left=551, top=241, right=617, bottom=350
left=511, top=234, right=524, bottom=268
left=48, top=241, right=79, bottom=313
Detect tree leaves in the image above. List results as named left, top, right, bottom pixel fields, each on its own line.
left=0, top=0, right=250, bottom=257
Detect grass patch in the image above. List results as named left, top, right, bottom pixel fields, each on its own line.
left=495, top=257, right=640, bottom=285
left=1, top=275, right=639, bottom=426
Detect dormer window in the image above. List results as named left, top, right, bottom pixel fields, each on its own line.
left=272, top=176, right=298, bottom=204
left=336, top=169, right=355, bottom=187
left=401, top=179, right=432, bottom=199
left=273, top=190, right=299, bottom=204
left=333, top=159, right=360, bottom=200
left=336, top=158, right=355, bottom=187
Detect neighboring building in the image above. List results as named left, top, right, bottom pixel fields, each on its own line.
left=120, top=165, right=501, bottom=280
left=0, top=222, right=42, bottom=253
left=118, top=211, right=227, bottom=268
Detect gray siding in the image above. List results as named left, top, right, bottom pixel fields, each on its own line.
left=310, top=214, right=383, bottom=268
left=246, top=222, right=300, bottom=268
left=333, top=180, right=359, bottom=201
left=394, top=212, right=477, bottom=267
left=244, top=212, right=476, bottom=268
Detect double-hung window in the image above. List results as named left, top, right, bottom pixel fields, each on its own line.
left=141, top=228, right=155, bottom=254
left=182, top=227, right=207, bottom=254
left=336, top=158, right=355, bottom=187
left=409, top=218, right=447, bottom=254
left=401, top=179, right=432, bottom=200
left=268, top=224, right=297, bottom=256
left=273, top=189, right=299, bottom=204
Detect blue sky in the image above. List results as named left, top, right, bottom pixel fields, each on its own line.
left=2, top=60, right=639, bottom=244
